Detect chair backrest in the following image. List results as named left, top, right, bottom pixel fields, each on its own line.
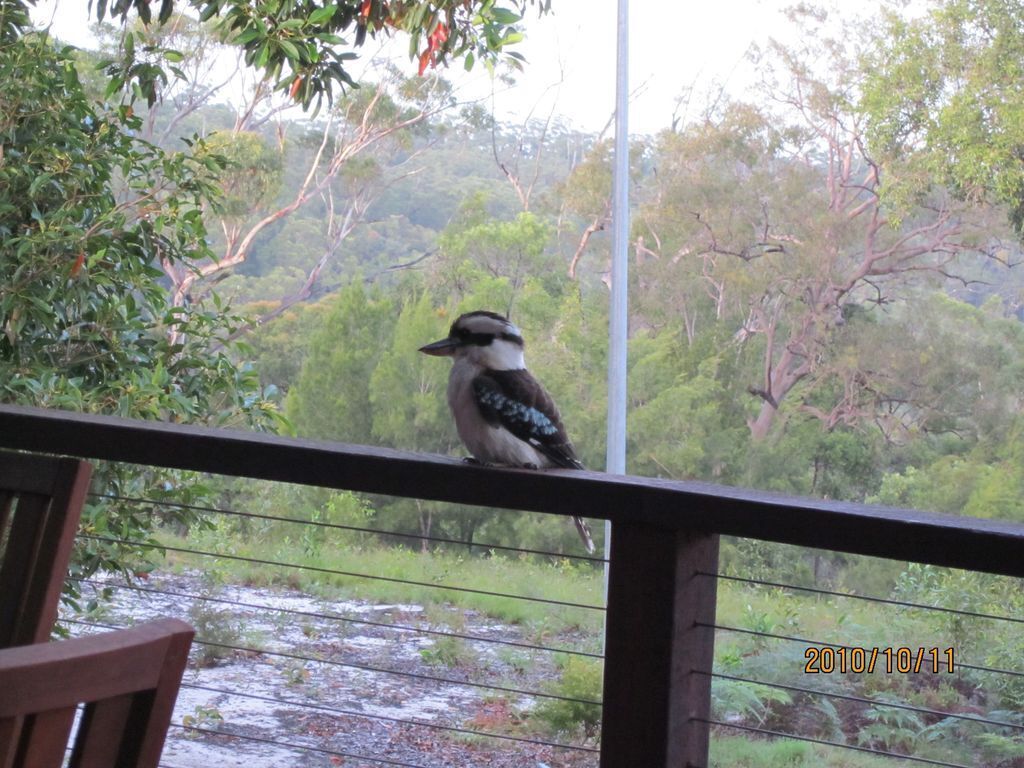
left=0, top=618, right=194, bottom=768
left=0, top=450, right=92, bottom=647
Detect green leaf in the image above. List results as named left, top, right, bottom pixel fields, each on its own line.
left=233, top=27, right=262, bottom=45
left=255, top=41, right=272, bottom=68
left=308, top=5, right=338, bottom=25
left=278, top=39, right=301, bottom=60
left=315, top=32, right=345, bottom=45
left=491, top=7, right=522, bottom=25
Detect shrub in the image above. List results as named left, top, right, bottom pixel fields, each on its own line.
left=532, top=656, right=603, bottom=738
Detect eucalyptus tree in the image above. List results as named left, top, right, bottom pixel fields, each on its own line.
left=635, top=7, right=1012, bottom=443
left=166, top=65, right=457, bottom=323
left=863, top=0, right=1024, bottom=237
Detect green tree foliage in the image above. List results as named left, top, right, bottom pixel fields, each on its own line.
left=369, top=292, right=452, bottom=451
left=615, top=5, right=1020, bottom=471
left=0, top=32, right=274, bottom=427
left=200, top=131, right=283, bottom=220
left=533, top=656, right=603, bottom=737
left=286, top=280, right=397, bottom=442
left=863, top=0, right=1024, bottom=234
left=871, top=422, right=1024, bottom=522
left=169, top=62, right=457, bottom=312
left=0, top=28, right=282, bottom=588
left=242, top=300, right=332, bottom=393
left=433, top=195, right=564, bottom=310
left=77, top=0, right=548, bottom=109
left=628, top=335, right=743, bottom=481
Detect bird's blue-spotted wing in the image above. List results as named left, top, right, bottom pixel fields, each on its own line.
left=472, top=370, right=585, bottom=469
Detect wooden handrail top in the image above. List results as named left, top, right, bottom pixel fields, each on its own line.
left=1, top=403, right=1022, bottom=578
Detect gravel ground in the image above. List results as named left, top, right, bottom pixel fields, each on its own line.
left=66, top=570, right=600, bottom=768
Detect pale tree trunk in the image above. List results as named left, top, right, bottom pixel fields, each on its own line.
left=415, top=499, right=432, bottom=553
left=568, top=203, right=610, bottom=279
left=490, top=66, right=566, bottom=212
left=163, top=76, right=445, bottom=342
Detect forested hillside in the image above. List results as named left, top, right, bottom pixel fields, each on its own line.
left=215, top=6, right=1024, bottom=549
left=6, top=1, right=1024, bottom=569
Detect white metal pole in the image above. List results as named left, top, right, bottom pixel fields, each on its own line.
left=606, top=0, right=630, bottom=477
left=604, top=0, right=629, bottom=618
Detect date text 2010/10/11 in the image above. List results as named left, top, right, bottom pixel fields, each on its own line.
left=804, top=646, right=954, bottom=674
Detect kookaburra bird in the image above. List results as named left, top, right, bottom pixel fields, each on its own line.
left=419, top=310, right=595, bottom=553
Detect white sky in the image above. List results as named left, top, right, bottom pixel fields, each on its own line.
left=487, top=0, right=798, bottom=134
left=32, top=0, right=800, bottom=135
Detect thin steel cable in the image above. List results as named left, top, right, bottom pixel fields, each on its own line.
left=168, top=722, right=427, bottom=767
left=73, top=577, right=604, bottom=660
left=700, top=718, right=971, bottom=768
left=703, top=671, right=1024, bottom=731
left=709, top=623, right=1024, bottom=679
left=89, top=492, right=607, bottom=563
left=78, top=534, right=605, bottom=612
left=64, top=619, right=602, bottom=706
left=708, top=572, right=1024, bottom=627
left=183, top=682, right=598, bottom=753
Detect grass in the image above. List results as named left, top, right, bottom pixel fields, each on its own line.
left=157, top=525, right=605, bottom=636
left=710, top=735, right=905, bottom=767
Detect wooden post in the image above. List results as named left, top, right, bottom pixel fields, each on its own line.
left=600, top=522, right=719, bottom=768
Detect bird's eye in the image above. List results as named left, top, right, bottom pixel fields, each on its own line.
left=455, top=329, right=494, bottom=346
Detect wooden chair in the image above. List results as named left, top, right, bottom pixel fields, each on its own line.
left=0, top=617, right=194, bottom=768
left=0, top=449, right=92, bottom=647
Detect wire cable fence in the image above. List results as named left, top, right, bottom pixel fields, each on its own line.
left=72, top=577, right=603, bottom=660
left=698, top=719, right=976, bottom=768
left=165, top=721, right=431, bottom=768
left=65, top=485, right=606, bottom=768
left=90, top=492, right=609, bottom=564
left=713, top=572, right=1024, bottom=627
left=79, top=533, right=604, bottom=612
left=71, top=614, right=597, bottom=758
left=64, top=485, right=1024, bottom=768
left=697, top=555, right=1024, bottom=768
left=66, top=615, right=600, bottom=708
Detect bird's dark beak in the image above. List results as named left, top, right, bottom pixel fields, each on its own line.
left=419, top=337, right=459, bottom=356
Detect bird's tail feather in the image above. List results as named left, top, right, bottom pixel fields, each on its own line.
left=572, top=515, right=595, bottom=554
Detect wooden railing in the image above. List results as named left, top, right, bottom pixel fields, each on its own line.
left=2, top=403, right=1024, bottom=767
